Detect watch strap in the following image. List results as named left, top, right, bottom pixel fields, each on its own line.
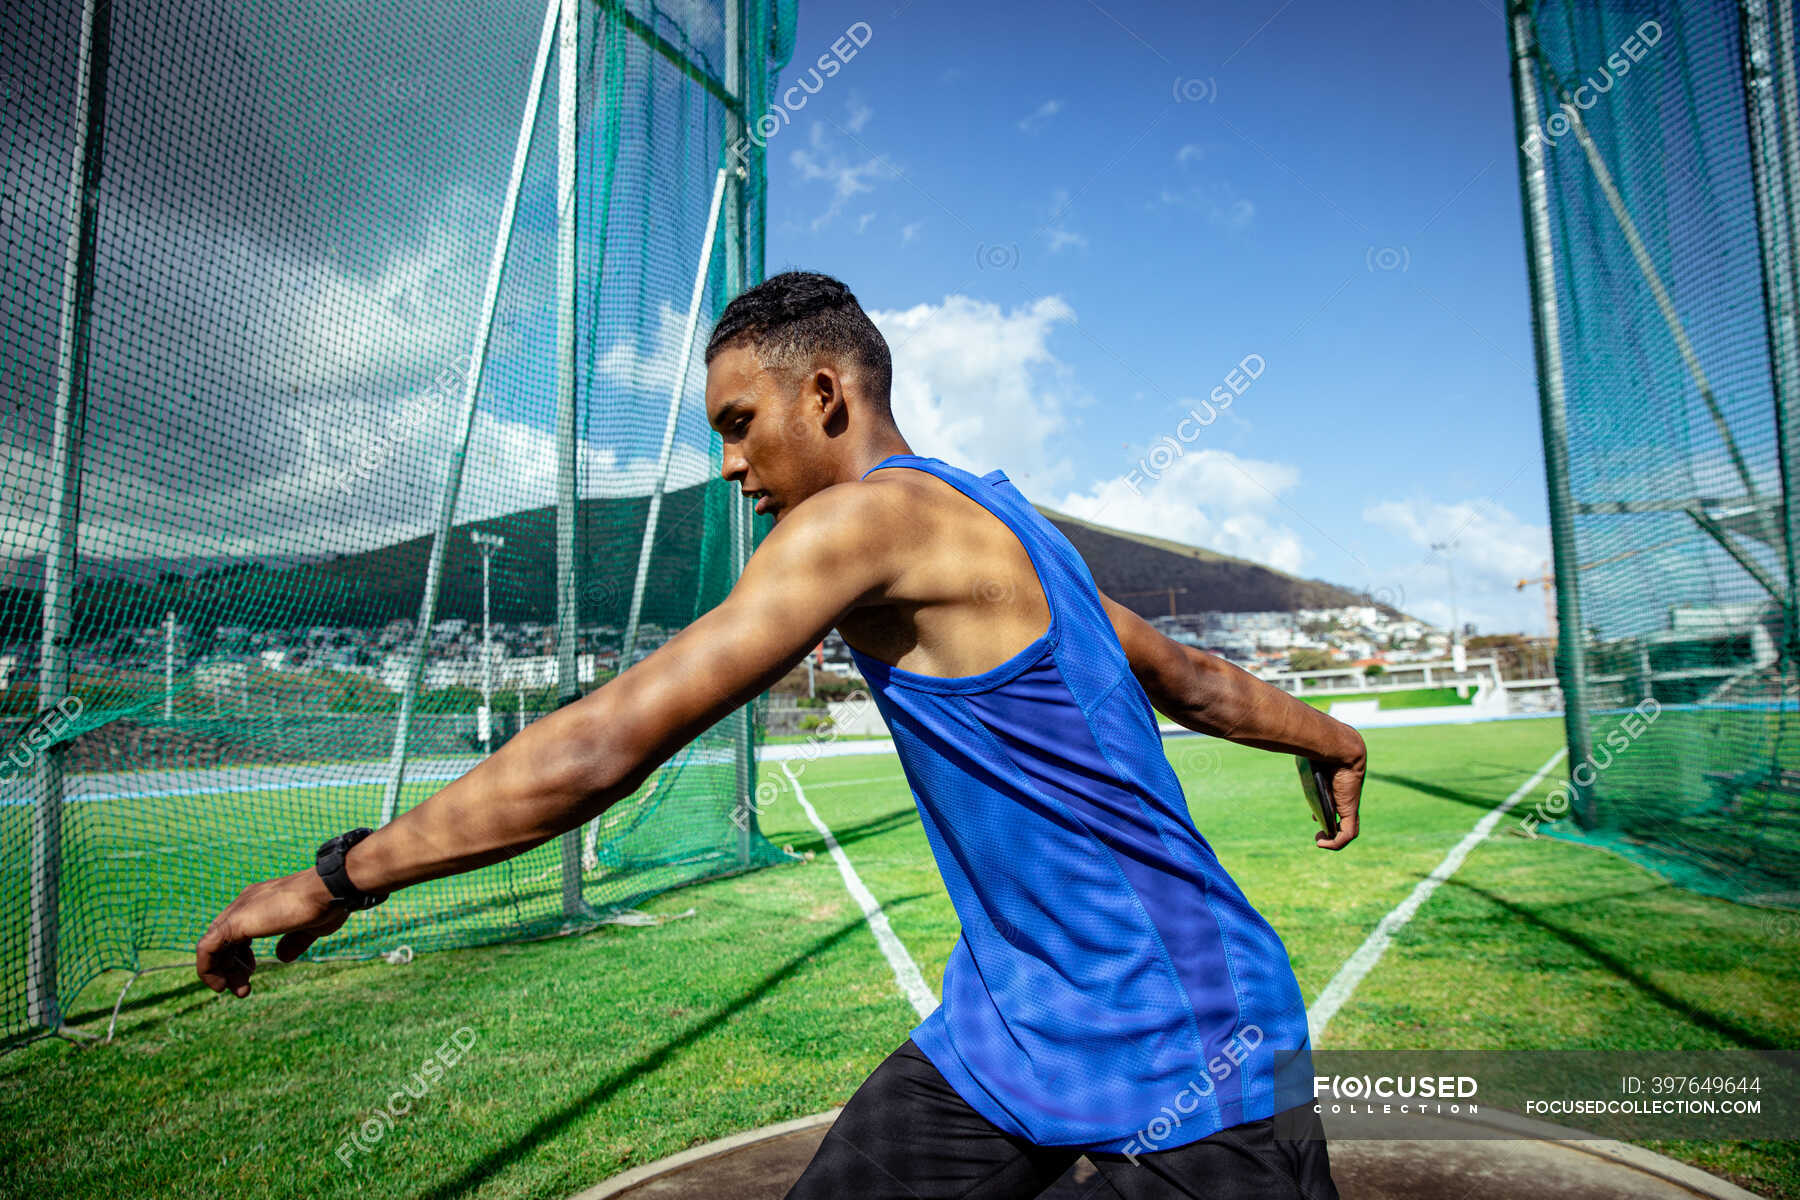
left=315, top=827, right=389, bottom=911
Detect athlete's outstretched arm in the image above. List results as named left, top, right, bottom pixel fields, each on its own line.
left=196, top=486, right=900, bottom=996
left=1098, top=592, right=1363, bottom=848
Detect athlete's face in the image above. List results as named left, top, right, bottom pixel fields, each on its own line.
left=705, top=343, right=850, bottom=524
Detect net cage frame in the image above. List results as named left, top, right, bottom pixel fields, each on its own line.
left=1506, top=0, right=1800, bottom=908
left=1, top=0, right=800, bottom=1042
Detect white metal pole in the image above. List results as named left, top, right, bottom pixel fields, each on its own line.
left=724, top=0, right=755, bottom=866
left=30, top=0, right=111, bottom=1036
left=482, top=547, right=492, bottom=752
left=163, top=610, right=174, bottom=720
left=1558, top=86, right=1777, bottom=546
left=1508, top=1, right=1595, bottom=824
left=469, top=531, right=505, bottom=752
left=583, top=165, right=727, bottom=873
left=618, top=165, right=728, bottom=669
left=379, top=0, right=559, bottom=826
left=556, top=0, right=584, bottom=916
left=1741, top=0, right=1800, bottom=653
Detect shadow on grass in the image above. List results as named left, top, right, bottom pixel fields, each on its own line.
left=59, top=852, right=802, bottom=1037
left=408, top=893, right=933, bottom=1200
left=1435, top=875, right=1787, bottom=1051
left=1368, top=769, right=1540, bottom=818
left=777, top=805, right=921, bottom=856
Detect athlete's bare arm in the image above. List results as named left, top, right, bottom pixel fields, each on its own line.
left=196, top=484, right=905, bottom=996
left=1099, top=593, right=1364, bottom=849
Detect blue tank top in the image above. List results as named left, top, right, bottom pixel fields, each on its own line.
left=846, top=454, right=1314, bottom=1152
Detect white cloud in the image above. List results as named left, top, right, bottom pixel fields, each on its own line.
left=1176, top=143, right=1205, bottom=165
left=900, top=221, right=923, bottom=244
left=1154, top=182, right=1256, bottom=232
left=1363, top=497, right=1553, bottom=634
left=788, top=123, right=897, bottom=232
left=1363, top=497, right=1548, bottom=584
left=856, top=211, right=877, bottom=234
left=2, top=272, right=722, bottom=568
left=1017, top=99, right=1063, bottom=134
left=1041, top=188, right=1087, bottom=254
left=867, top=295, right=1080, bottom=485
left=1057, top=449, right=1309, bottom=573
left=845, top=99, right=873, bottom=133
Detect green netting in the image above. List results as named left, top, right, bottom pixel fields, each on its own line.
left=1511, top=0, right=1800, bottom=907
left=0, top=0, right=800, bottom=1041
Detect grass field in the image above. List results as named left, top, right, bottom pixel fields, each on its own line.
left=1295, top=684, right=1475, bottom=709
left=3, top=716, right=1797, bottom=1199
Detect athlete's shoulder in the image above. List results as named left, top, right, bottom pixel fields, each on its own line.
left=751, top=474, right=919, bottom=588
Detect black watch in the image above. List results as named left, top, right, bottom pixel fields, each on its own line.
left=315, top=827, right=390, bottom=911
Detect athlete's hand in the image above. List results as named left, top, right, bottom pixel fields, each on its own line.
left=195, top=869, right=349, bottom=998
left=1314, top=745, right=1364, bottom=851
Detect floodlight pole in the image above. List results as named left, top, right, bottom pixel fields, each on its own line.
left=28, top=0, right=112, bottom=1038
left=1740, top=0, right=1800, bottom=661
left=378, top=0, right=559, bottom=827
left=1507, top=1, right=1596, bottom=825
left=555, top=0, right=585, bottom=917
left=1429, top=540, right=1459, bottom=657
left=471, top=531, right=505, bottom=754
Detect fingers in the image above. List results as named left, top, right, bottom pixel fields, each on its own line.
left=194, top=871, right=353, bottom=997
left=276, top=930, right=316, bottom=964
left=276, top=907, right=347, bottom=963
left=195, top=923, right=255, bottom=998
left=1314, top=810, right=1359, bottom=850
left=1313, top=770, right=1362, bottom=851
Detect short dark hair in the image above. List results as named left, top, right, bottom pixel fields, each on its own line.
left=705, top=270, right=893, bottom=407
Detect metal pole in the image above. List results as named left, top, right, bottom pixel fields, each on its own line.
left=1741, top=0, right=1800, bottom=660
left=471, top=531, right=504, bottom=754
left=379, top=0, right=559, bottom=826
left=581, top=171, right=726, bottom=873
left=555, top=0, right=584, bottom=917
left=724, top=0, right=755, bottom=866
left=482, top=549, right=491, bottom=751
left=163, top=610, right=174, bottom=721
left=618, top=166, right=728, bottom=668
left=30, top=0, right=112, bottom=1035
left=1431, top=541, right=1459, bottom=649
left=1508, top=1, right=1597, bottom=825
left=1557, top=82, right=1778, bottom=549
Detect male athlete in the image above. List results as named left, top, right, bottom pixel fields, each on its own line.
left=198, top=271, right=1364, bottom=1198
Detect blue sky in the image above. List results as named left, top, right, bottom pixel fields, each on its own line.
left=759, top=0, right=1553, bottom=636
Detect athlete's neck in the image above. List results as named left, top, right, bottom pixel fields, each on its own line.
left=849, top=434, right=915, bottom=482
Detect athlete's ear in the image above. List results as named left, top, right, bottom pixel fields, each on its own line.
left=811, top=367, right=849, bottom=436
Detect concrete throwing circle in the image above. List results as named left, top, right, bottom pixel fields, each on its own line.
left=570, top=1106, right=1766, bottom=1200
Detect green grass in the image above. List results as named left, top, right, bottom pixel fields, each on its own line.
left=3, top=718, right=1797, bottom=1198
left=1295, top=684, right=1474, bottom=709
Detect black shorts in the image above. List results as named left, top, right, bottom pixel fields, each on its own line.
left=787, top=1037, right=1340, bottom=1200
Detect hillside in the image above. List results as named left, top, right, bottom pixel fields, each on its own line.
left=0, top=490, right=1400, bottom=645
left=1037, top=507, right=1396, bottom=620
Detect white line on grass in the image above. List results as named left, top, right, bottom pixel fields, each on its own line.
left=784, top=772, right=904, bottom=791
left=1307, top=747, right=1569, bottom=1046
left=781, top=759, right=938, bottom=1019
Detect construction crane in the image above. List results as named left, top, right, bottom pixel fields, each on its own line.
left=1516, top=539, right=1686, bottom=636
